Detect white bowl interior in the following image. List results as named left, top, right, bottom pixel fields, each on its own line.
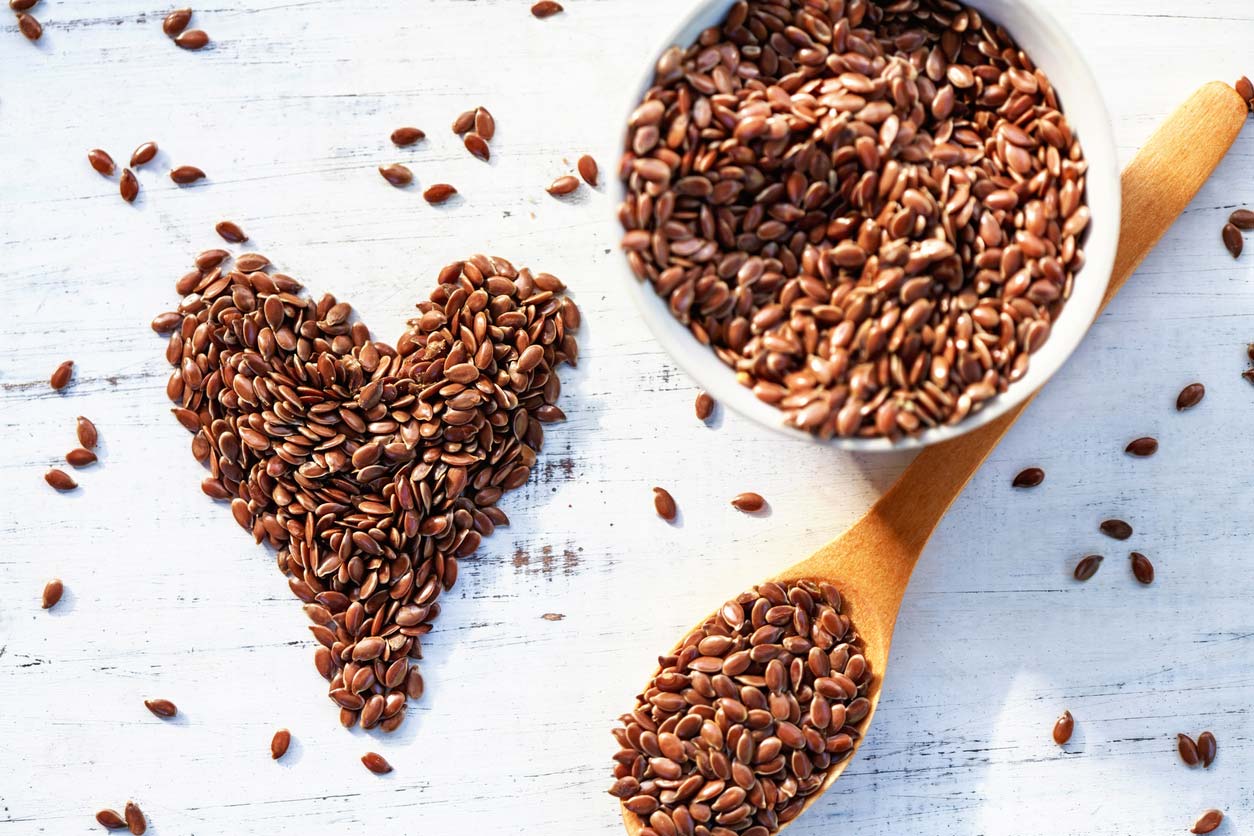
left=614, top=0, right=1122, bottom=451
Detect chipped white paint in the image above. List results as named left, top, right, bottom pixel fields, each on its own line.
left=1, top=2, right=1252, bottom=834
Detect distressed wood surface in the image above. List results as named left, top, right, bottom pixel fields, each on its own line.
left=2, top=2, right=1253, bottom=834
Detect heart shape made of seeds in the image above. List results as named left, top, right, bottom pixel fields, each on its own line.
left=158, top=251, right=579, bottom=731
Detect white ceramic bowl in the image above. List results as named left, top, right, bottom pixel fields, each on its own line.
left=614, top=0, right=1121, bottom=451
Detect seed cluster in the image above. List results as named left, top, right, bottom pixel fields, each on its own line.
left=610, top=580, right=870, bottom=836
left=619, top=0, right=1091, bottom=440
left=158, top=249, right=579, bottom=731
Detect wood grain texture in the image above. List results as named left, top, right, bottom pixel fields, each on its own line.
left=1, top=2, right=1252, bottom=835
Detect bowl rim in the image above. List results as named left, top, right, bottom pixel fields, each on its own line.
left=611, top=0, right=1122, bottom=452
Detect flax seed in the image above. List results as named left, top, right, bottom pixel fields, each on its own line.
left=50, top=359, right=74, bottom=390
left=88, top=149, right=116, bottom=177
left=41, top=579, right=63, bottom=609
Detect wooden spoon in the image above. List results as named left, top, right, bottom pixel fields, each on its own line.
left=623, top=81, right=1249, bottom=836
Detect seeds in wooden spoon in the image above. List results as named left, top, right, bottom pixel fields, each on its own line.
left=694, top=391, right=714, bottom=421
left=163, top=8, right=191, bottom=37
left=1100, top=519, right=1133, bottom=540
left=378, top=163, right=413, bottom=186
left=610, top=580, right=867, bottom=832
left=391, top=126, right=425, bottom=146
left=170, top=165, right=206, bottom=184
left=1177, top=382, right=1205, bottom=410
left=652, top=487, right=676, bottom=521
left=96, top=808, right=126, bottom=829
left=120, top=169, right=139, bottom=203
left=1222, top=223, right=1243, bottom=259
left=144, top=698, right=178, bottom=718
left=1130, top=552, right=1154, bottom=585
left=271, top=728, right=291, bottom=759
left=1012, top=467, right=1044, bottom=488
left=45, top=468, right=77, bottom=491
left=361, top=752, right=392, bottom=774
left=50, top=359, right=74, bottom=390
left=215, top=220, right=247, bottom=243
left=1073, top=555, right=1103, bottom=581
left=88, top=149, right=116, bottom=177
left=1125, top=437, right=1158, bottom=457
left=1191, top=809, right=1223, bottom=834
left=41, top=579, right=63, bottom=609
left=577, top=154, right=598, bottom=186
left=1197, top=731, right=1217, bottom=767
left=175, top=29, right=209, bottom=49
left=67, top=448, right=98, bottom=467
left=123, top=801, right=146, bottom=835
left=730, top=492, right=766, bottom=513
left=423, top=183, right=457, bottom=204
left=547, top=175, right=579, bottom=196
left=1052, top=710, right=1074, bottom=745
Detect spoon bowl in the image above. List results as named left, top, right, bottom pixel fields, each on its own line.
left=622, top=82, right=1249, bottom=836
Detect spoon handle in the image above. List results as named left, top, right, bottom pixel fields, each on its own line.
left=873, top=81, right=1249, bottom=568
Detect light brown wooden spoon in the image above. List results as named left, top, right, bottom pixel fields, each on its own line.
left=624, top=81, right=1249, bottom=836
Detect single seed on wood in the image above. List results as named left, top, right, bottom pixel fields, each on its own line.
left=1230, top=209, right=1254, bottom=230
left=17, top=12, right=42, bottom=41
left=391, top=127, right=425, bottom=146
left=474, top=108, right=495, bottom=141
left=215, top=220, right=247, bottom=243
left=653, top=487, right=677, bottom=521
left=77, top=416, right=98, bottom=448
left=1198, top=731, right=1217, bottom=767
left=1178, top=733, right=1200, bottom=766
left=120, top=169, right=139, bottom=203
left=1177, top=382, right=1206, bottom=410
left=130, top=142, right=158, bottom=167
left=50, top=359, right=74, bottom=390
left=144, top=698, right=178, bottom=718
left=1100, top=519, right=1133, bottom=540
left=577, top=154, right=598, bottom=186
left=1012, top=467, right=1044, bottom=488
left=423, top=183, right=457, bottom=204
left=123, top=801, right=146, bottom=835
left=162, top=8, right=191, bottom=37
left=67, top=448, right=98, bottom=467
left=174, top=29, right=209, bottom=49
left=464, top=132, right=490, bottom=161
left=378, top=164, right=413, bottom=187
left=730, top=492, right=766, bottom=513
left=1125, top=437, right=1158, bottom=457
left=1191, top=809, right=1223, bottom=834
left=1130, top=552, right=1154, bottom=585
left=88, top=149, right=116, bottom=177
left=46, top=468, right=77, bottom=491
left=96, top=809, right=126, bottom=829
left=1052, top=710, right=1074, bottom=744
left=1222, top=223, right=1243, bottom=259
left=694, top=391, right=714, bottom=421
left=1238, top=76, right=1254, bottom=103
left=271, top=728, right=291, bottom=759
left=531, top=0, right=563, bottom=17
left=361, top=752, right=392, bottom=774
left=547, top=175, right=579, bottom=196
left=170, top=165, right=206, bottom=184
left=41, top=579, right=63, bottom=609
left=9, top=0, right=38, bottom=10
left=452, top=109, right=476, bottom=135
left=1073, top=555, right=1103, bottom=581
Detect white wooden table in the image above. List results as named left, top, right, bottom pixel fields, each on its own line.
left=2, top=2, right=1252, bottom=834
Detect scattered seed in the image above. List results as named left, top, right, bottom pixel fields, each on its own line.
left=162, top=8, right=191, bottom=37
left=130, top=141, right=158, bottom=168
left=361, top=752, right=392, bottom=774
left=41, top=579, right=63, bottom=609
left=391, top=126, right=425, bottom=146
left=652, top=487, right=676, bottom=521
left=123, top=801, right=146, bottom=835
left=730, top=492, right=766, bottom=513
left=1012, top=467, right=1045, bottom=488
left=170, top=165, right=206, bottom=184
left=423, top=183, right=457, bottom=204
left=1125, top=437, right=1158, bottom=457
left=547, top=175, right=579, bottom=196
left=67, top=448, right=98, bottom=467
left=9, top=0, right=38, bottom=10
left=1178, top=733, right=1200, bottom=766
left=694, top=390, right=714, bottom=421
left=378, top=163, right=413, bottom=187
left=541, top=612, right=565, bottom=621
left=1100, top=519, right=1133, bottom=540
left=271, top=729, right=291, bottom=759
left=573, top=156, right=599, bottom=189
left=1052, top=710, right=1074, bottom=745
left=45, top=468, right=77, bottom=491
left=88, top=149, right=116, bottom=177
left=234, top=252, right=269, bottom=272
left=531, top=0, right=563, bottom=18
left=474, top=108, right=495, bottom=141
left=96, top=809, right=126, bottom=829
left=464, top=132, right=490, bottom=161
left=1191, top=809, right=1223, bottom=834
left=1130, top=552, right=1154, bottom=585
left=1177, top=383, right=1206, bottom=411
left=1222, top=223, right=1243, bottom=259
left=144, top=698, right=178, bottom=718
left=1238, top=76, right=1254, bottom=105
left=213, top=220, right=247, bottom=243
left=1230, top=209, right=1254, bottom=231
left=195, top=249, right=229, bottom=270
left=174, top=29, right=209, bottom=49
left=17, top=12, right=42, bottom=40
left=77, top=416, right=99, bottom=449
left=1198, top=731, right=1217, bottom=767
left=50, top=359, right=74, bottom=390
left=120, top=169, right=139, bottom=203
left=452, top=109, right=476, bottom=135
left=1073, top=555, right=1103, bottom=581
left=1243, top=369, right=1254, bottom=386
